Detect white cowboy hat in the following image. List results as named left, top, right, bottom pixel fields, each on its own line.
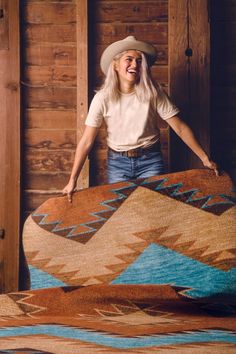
left=100, top=36, right=157, bottom=75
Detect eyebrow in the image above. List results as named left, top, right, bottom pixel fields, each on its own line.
left=125, top=55, right=142, bottom=60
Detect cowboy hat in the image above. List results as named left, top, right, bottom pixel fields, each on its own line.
left=100, top=36, right=157, bottom=75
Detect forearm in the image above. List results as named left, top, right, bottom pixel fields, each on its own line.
left=69, top=139, right=92, bottom=183
left=177, top=124, right=208, bottom=163
left=68, top=125, right=99, bottom=184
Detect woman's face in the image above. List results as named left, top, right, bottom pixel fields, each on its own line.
left=114, top=50, right=142, bottom=86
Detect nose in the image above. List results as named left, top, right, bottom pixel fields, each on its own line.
left=131, top=59, right=138, bottom=68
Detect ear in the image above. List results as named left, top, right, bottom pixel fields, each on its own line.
left=113, top=60, right=118, bottom=71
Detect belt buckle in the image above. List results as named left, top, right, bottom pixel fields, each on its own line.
left=126, top=149, right=140, bottom=158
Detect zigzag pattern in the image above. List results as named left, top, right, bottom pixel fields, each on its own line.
left=32, top=183, right=138, bottom=244
left=141, top=178, right=235, bottom=213
left=8, top=292, right=46, bottom=316
left=77, top=183, right=138, bottom=237
left=32, top=177, right=236, bottom=244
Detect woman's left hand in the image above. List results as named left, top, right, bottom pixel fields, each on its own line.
left=202, top=157, right=219, bottom=176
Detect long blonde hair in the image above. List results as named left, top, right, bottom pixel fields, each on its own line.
left=98, top=50, right=160, bottom=103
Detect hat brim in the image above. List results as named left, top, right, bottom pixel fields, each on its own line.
left=100, top=37, right=157, bottom=75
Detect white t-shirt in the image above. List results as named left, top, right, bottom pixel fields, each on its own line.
left=85, top=89, right=179, bottom=151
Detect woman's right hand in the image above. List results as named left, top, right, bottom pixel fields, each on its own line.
left=62, top=179, right=76, bottom=203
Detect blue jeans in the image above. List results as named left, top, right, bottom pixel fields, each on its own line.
left=107, top=149, right=165, bottom=184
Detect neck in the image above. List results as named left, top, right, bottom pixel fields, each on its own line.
left=119, top=81, right=135, bottom=94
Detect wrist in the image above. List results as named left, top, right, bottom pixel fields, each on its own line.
left=69, top=176, right=77, bottom=183
left=200, top=155, right=210, bottom=164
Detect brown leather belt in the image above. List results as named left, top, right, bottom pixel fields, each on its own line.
left=108, top=142, right=161, bottom=158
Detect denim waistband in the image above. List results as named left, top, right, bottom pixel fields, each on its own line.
left=108, top=142, right=161, bottom=158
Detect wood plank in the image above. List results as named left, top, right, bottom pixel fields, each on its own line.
left=169, top=0, right=210, bottom=171
left=92, top=1, right=168, bottom=23
left=23, top=65, right=77, bottom=86
left=94, top=23, right=168, bottom=44
left=150, top=65, right=168, bottom=85
left=25, top=24, right=76, bottom=43
left=76, top=0, right=89, bottom=188
left=23, top=2, right=76, bottom=24
left=23, top=172, right=71, bottom=190
left=188, top=0, right=210, bottom=159
left=25, top=44, right=76, bottom=66
left=25, top=109, right=77, bottom=129
left=23, top=191, right=61, bottom=212
left=24, top=129, right=76, bottom=149
left=0, top=0, right=20, bottom=293
left=27, top=0, right=75, bottom=2
left=25, top=149, right=74, bottom=172
left=23, top=86, right=77, bottom=109
left=0, top=0, right=9, bottom=49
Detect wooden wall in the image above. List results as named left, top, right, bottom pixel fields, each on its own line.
left=21, top=0, right=169, bottom=215
left=88, top=0, right=169, bottom=185
left=211, top=0, right=236, bottom=179
left=0, top=0, right=20, bottom=293
left=21, top=0, right=77, bottom=216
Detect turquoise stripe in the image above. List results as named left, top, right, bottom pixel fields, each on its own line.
left=0, top=326, right=235, bottom=349
left=112, top=244, right=236, bottom=298
left=29, top=265, right=66, bottom=289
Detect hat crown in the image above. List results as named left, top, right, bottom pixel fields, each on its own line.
left=124, top=36, right=137, bottom=41
left=100, top=36, right=157, bottom=75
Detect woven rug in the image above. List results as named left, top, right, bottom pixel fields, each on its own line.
left=0, top=169, right=235, bottom=353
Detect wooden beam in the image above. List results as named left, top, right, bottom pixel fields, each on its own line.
left=0, top=0, right=20, bottom=292
left=169, top=0, right=210, bottom=171
left=76, top=0, right=89, bottom=188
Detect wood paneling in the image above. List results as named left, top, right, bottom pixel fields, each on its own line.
left=93, top=1, right=168, bottom=23
left=169, top=0, right=210, bottom=171
left=24, top=109, right=77, bottom=129
left=0, top=0, right=20, bottom=292
left=21, top=0, right=84, bottom=217
left=0, top=0, right=9, bottom=49
left=77, top=0, right=89, bottom=188
left=94, top=23, right=168, bottom=44
left=24, top=2, right=76, bottom=24
left=89, top=0, right=169, bottom=185
left=25, top=44, right=77, bottom=66
left=25, top=24, right=76, bottom=43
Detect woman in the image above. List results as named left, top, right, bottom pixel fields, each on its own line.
left=63, top=36, right=218, bottom=202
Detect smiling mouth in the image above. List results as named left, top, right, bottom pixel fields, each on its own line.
left=127, top=69, right=138, bottom=75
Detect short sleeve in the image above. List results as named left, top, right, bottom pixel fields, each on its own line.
left=156, top=87, right=180, bottom=120
left=85, top=92, right=104, bottom=128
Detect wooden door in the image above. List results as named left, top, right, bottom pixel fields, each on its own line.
left=0, top=0, right=20, bottom=293
left=169, top=0, right=210, bottom=171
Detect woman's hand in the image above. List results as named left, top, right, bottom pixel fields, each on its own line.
left=201, top=157, right=219, bottom=177
left=62, top=179, right=77, bottom=203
